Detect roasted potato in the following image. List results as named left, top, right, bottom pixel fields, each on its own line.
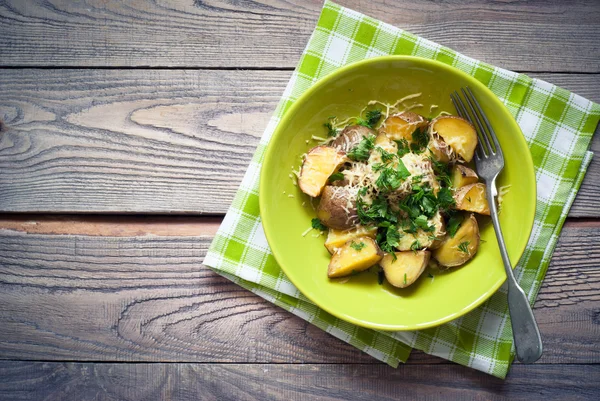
left=453, top=183, right=490, bottom=215
left=396, top=212, right=445, bottom=251
left=331, top=125, right=375, bottom=153
left=328, top=236, right=383, bottom=278
left=368, top=133, right=399, bottom=165
left=380, top=251, right=430, bottom=288
left=432, top=214, right=480, bottom=268
left=298, top=146, right=348, bottom=197
left=317, top=186, right=359, bottom=230
left=430, top=116, right=478, bottom=162
left=427, top=134, right=452, bottom=163
left=379, top=111, right=428, bottom=143
left=324, top=225, right=378, bottom=254
left=451, top=165, right=479, bottom=188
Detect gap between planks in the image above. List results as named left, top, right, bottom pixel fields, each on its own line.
left=0, top=214, right=598, bottom=237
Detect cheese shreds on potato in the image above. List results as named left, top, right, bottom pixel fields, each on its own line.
left=295, top=95, right=488, bottom=284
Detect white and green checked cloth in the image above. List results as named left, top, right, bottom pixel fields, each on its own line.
left=204, top=0, right=600, bottom=378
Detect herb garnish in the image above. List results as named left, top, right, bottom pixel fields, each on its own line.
left=328, top=172, right=345, bottom=182
left=358, top=109, right=383, bottom=128
left=395, top=139, right=410, bottom=157
left=410, top=240, right=421, bottom=251
left=350, top=241, right=366, bottom=251
left=324, top=117, right=338, bottom=137
left=347, top=135, right=375, bottom=162
left=458, top=241, right=471, bottom=254
left=403, top=273, right=408, bottom=285
left=311, top=218, right=327, bottom=231
left=410, top=126, right=429, bottom=153
left=446, top=213, right=463, bottom=238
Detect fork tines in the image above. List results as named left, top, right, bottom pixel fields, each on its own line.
left=450, top=87, right=502, bottom=159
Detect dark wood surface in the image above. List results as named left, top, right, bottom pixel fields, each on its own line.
left=1, top=69, right=599, bottom=214
left=0, top=362, right=598, bottom=401
left=0, top=219, right=598, bottom=365
left=1, top=0, right=599, bottom=399
left=1, top=0, right=599, bottom=72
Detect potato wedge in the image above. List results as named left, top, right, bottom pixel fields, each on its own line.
left=324, top=225, right=378, bottom=254
left=453, top=183, right=490, bottom=215
left=379, top=111, right=428, bottom=143
left=317, top=186, right=359, bottom=230
left=451, top=165, right=479, bottom=188
left=395, top=212, right=445, bottom=251
left=381, top=251, right=430, bottom=288
left=298, top=146, right=348, bottom=197
left=430, top=116, right=478, bottom=162
left=328, top=236, right=383, bottom=278
left=432, top=214, right=480, bottom=268
left=427, top=134, right=452, bottom=163
left=331, top=125, right=375, bottom=153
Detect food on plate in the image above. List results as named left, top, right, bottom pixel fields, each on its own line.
left=379, top=111, right=428, bottom=143
left=328, top=236, right=383, bottom=278
left=298, top=146, right=348, bottom=197
left=451, top=165, right=479, bottom=188
left=298, top=96, right=490, bottom=287
left=430, top=116, right=478, bottom=162
left=380, top=251, right=431, bottom=288
left=433, top=214, right=480, bottom=268
left=317, top=186, right=360, bottom=230
left=324, top=225, right=378, bottom=254
left=331, top=125, right=375, bottom=152
left=453, top=183, right=490, bottom=215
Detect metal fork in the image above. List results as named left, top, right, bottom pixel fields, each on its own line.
left=451, top=87, right=543, bottom=364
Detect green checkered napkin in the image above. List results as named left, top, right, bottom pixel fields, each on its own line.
left=204, top=0, right=600, bottom=378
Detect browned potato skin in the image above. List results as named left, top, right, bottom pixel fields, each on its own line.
left=454, top=183, right=490, bottom=215
left=331, top=125, right=375, bottom=152
left=317, top=186, right=359, bottom=230
left=380, top=251, right=430, bottom=288
left=328, top=236, right=383, bottom=278
left=379, top=111, right=428, bottom=143
left=451, top=165, right=479, bottom=188
left=298, top=146, right=348, bottom=197
left=433, top=214, right=479, bottom=268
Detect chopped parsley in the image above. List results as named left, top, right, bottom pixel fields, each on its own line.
left=403, top=273, right=408, bottom=285
left=414, top=215, right=434, bottom=232
left=350, top=241, right=366, bottom=251
left=395, top=139, right=410, bottom=157
left=324, top=117, right=338, bottom=137
left=376, top=223, right=402, bottom=254
left=447, top=213, right=463, bottom=238
left=347, top=135, right=375, bottom=162
left=410, top=240, right=421, bottom=251
left=429, top=157, right=452, bottom=187
left=311, top=218, right=327, bottom=231
left=328, top=172, right=345, bottom=182
left=458, top=241, right=471, bottom=254
left=375, top=161, right=411, bottom=193
left=436, top=187, right=456, bottom=212
left=366, top=109, right=383, bottom=128
left=410, top=126, right=429, bottom=153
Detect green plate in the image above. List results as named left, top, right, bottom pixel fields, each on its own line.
left=259, top=56, right=536, bottom=331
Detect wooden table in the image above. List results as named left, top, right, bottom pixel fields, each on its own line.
left=0, top=1, right=599, bottom=399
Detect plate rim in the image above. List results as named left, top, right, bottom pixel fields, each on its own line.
left=259, top=55, right=536, bottom=331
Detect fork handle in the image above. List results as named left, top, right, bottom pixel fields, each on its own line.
left=487, top=181, right=543, bottom=364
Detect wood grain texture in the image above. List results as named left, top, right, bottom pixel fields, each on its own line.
left=0, top=220, right=599, bottom=364
left=1, top=69, right=599, bottom=215
left=1, top=0, right=599, bottom=72
left=0, top=362, right=598, bottom=401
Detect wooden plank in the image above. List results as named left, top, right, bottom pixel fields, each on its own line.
left=1, top=69, right=599, bottom=215
left=0, top=219, right=598, bottom=364
left=0, top=362, right=598, bottom=401
left=1, top=0, right=599, bottom=72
